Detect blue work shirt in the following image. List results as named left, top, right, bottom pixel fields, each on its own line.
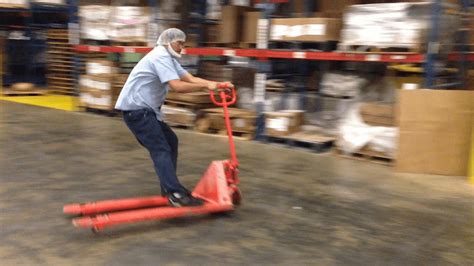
left=115, top=46, right=187, bottom=121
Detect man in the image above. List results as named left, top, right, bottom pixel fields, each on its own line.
left=115, top=28, right=233, bottom=207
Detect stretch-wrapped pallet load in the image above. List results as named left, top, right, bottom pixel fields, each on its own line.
left=79, top=75, right=114, bottom=110
left=86, top=59, right=116, bottom=77
left=109, top=6, right=149, bottom=43
left=79, top=5, right=111, bottom=41
left=270, top=18, right=342, bottom=42
left=79, top=59, right=121, bottom=110
left=31, top=0, right=65, bottom=5
left=339, top=2, right=460, bottom=52
left=0, top=0, right=28, bottom=8
left=206, top=0, right=222, bottom=20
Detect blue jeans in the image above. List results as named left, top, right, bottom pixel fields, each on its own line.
left=123, top=109, right=186, bottom=195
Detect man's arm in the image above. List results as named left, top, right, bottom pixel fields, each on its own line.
left=180, top=72, right=213, bottom=85
left=168, top=79, right=216, bottom=93
left=169, top=72, right=234, bottom=93
left=181, top=73, right=234, bottom=88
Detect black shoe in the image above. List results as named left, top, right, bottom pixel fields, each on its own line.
left=168, top=192, right=204, bottom=207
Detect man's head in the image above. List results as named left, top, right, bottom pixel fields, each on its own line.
left=156, top=28, right=186, bottom=58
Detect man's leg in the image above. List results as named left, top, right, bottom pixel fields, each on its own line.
left=160, top=121, right=179, bottom=195
left=123, top=109, right=184, bottom=195
left=160, top=121, right=178, bottom=171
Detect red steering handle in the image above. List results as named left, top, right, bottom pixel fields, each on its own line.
left=210, top=84, right=236, bottom=106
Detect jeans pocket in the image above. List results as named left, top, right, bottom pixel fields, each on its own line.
left=126, top=110, right=146, bottom=121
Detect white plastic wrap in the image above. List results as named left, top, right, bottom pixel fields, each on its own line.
left=108, top=6, right=149, bottom=42
left=79, top=6, right=111, bottom=40
left=31, top=0, right=65, bottom=4
left=161, top=106, right=196, bottom=117
left=337, top=104, right=398, bottom=157
left=206, top=0, right=222, bottom=20
left=340, top=2, right=460, bottom=50
left=320, top=72, right=368, bottom=98
left=79, top=5, right=111, bottom=23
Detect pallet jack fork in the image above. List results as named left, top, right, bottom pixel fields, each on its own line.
left=63, top=85, right=241, bottom=231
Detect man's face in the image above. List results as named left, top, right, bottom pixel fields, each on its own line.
left=170, top=41, right=185, bottom=54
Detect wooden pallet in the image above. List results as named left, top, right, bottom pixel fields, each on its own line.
left=1, top=89, right=47, bottom=96
left=47, top=50, right=74, bottom=55
left=165, top=99, right=215, bottom=110
left=0, top=4, right=27, bottom=9
left=167, top=123, right=195, bottom=130
left=196, top=108, right=257, bottom=133
left=49, top=87, right=77, bottom=96
left=263, top=131, right=335, bottom=153
left=47, top=75, right=75, bottom=81
left=239, top=42, right=257, bottom=49
left=46, top=29, right=74, bottom=97
left=334, top=147, right=394, bottom=166
left=48, top=80, right=74, bottom=86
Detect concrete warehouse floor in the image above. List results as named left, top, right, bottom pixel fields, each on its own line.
left=1, top=100, right=473, bottom=265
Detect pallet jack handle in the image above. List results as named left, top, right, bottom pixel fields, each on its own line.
left=210, top=84, right=239, bottom=168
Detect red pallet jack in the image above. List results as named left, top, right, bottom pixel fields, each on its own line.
left=63, top=85, right=241, bottom=232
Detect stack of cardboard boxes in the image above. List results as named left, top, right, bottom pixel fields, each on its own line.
left=79, top=4, right=149, bottom=44
left=79, top=60, right=121, bottom=111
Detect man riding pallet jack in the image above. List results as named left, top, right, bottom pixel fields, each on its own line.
left=63, top=29, right=241, bottom=231
left=116, top=28, right=234, bottom=207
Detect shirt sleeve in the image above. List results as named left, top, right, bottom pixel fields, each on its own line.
left=150, top=56, right=180, bottom=84
left=173, top=59, right=189, bottom=78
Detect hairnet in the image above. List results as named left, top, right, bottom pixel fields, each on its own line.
left=156, top=28, right=186, bottom=46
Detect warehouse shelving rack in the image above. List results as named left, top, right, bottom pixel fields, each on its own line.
left=73, top=0, right=473, bottom=138
left=0, top=0, right=77, bottom=90
left=424, top=0, right=473, bottom=89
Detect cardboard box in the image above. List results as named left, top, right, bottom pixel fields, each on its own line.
left=220, top=5, right=257, bottom=43
left=204, top=108, right=257, bottom=132
left=360, top=102, right=396, bottom=127
left=205, top=24, right=220, bottom=43
left=265, top=110, right=304, bottom=137
left=466, top=70, right=474, bottom=90
left=317, top=0, right=362, bottom=13
left=242, top=11, right=261, bottom=43
left=86, top=59, right=116, bottom=76
left=108, top=6, right=149, bottom=42
left=270, top=18, right=341, bottom=42
left=79, top=88, right=118, bottom=110
left=79, top=74, right=112, bottom=91
left=162, top=106, right=196, bottom=126
left=396, top=89, right=474, bottom=176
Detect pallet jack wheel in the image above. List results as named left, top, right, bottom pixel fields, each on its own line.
left=232, top=187, right=242, bottom=205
